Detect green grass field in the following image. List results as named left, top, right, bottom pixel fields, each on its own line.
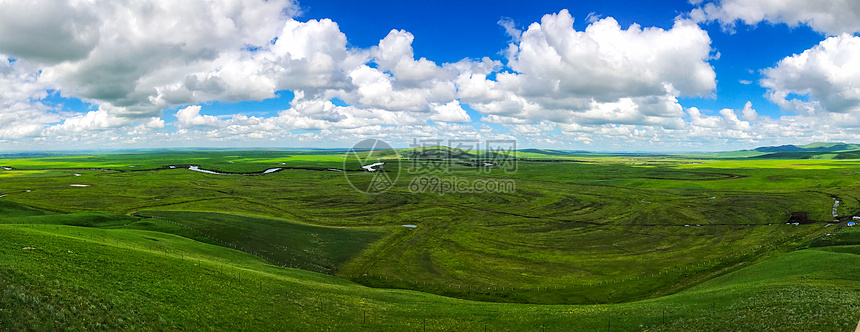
left=2, top=150, right=860, bottom=330
left=3, top=222, right=859, bottom=331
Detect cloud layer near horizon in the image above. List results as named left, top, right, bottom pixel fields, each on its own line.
left=0, top=0, right=859, bottom=150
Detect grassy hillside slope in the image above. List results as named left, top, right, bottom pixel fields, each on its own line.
left=1, top=155, right=857, bottom=305
left=2, top=223, right=859, bottom=331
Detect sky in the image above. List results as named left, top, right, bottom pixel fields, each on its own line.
left=1, top=0, right=859, bottom=152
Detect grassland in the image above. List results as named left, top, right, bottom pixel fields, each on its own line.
left=2, top=221, right=859, bottom=331
left=2, top=149, right=860, bottom=330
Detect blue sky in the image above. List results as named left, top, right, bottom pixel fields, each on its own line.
left=1, top=0, right=860, bottom=151
left=302, top=0, right=824, bottom=120
left=302, top=0, right=690, bottom=59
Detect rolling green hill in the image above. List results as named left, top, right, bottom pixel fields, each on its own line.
left=2, top=219, right=858, bottom=330
left=680, top=142, right=860, bottom=159
left=3, top=150, right=860, bottom=330
left=753, top=142, right=860, bottom=153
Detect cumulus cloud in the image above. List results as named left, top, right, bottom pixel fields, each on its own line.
left=278, top=94, right=423, bottom=130
left=0, top=1, right=100, bottom=63
left=263, top=18, right=360, bottom=93
left=0, top=3, right=728, bottom=149
left=155, top=17, right=364, bottom=108
left=348, top=65, right=437, bottom=112
left=462, top=10, right=714, bottom=127
left=691, top=0, right=860, bottom=35
left=372, top=30, right=450, bottom=84
left=3, top=2, right=859, bottom=151
left=430, top=100, right=472, bottom=123
left=740, top=101, right=758, bottom=121
left=0, top=56, right=59, bottom=140
left=2, top=0, right=299, bottom=119
left=505, top=11, right=714, bottom=99
left=330, top=29, right=463, bottom=113
left=45, top=109, right=134, bottom=134
left=762, top=34, right=860, bottom=114
left=175, top=105, right=221, bottom=128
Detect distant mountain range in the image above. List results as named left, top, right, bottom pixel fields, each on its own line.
left=750, top=142, right=860, bottom=153
left=518, top=148, right=592, bottom=155
left=688, top=142, right=860, bottom=159
left=506, top=143, right=860, bottom=157
left=354, top=142, right=860, bottom=160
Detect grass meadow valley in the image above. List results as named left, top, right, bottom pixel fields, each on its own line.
left=3, top=146, right=860, bottom=330
left=3, top=0, right=860, bottom=331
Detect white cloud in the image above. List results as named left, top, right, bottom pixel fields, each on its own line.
left=692, top=0, right=860, bottom=35
left=45, top=108, right=136, bottom=134
left=481, top=114, right=532, bottom=124
left=687, top=107, right=722, bottom=128
left=0, top=4, right=727, bottom=149
left=497, top=17, right=523, bottom=42
left=430, top=100, right=472, bottom=123
left=0, top=1, right=99, bottom=63
left=5, top=0, right=298, bottom=119
left=505, top=11, right=714, bottom=100
left=175, top=105, right=222, bottom=128
left=153, top=16, right=367, bottom=111
left=347, top=65, right=433, bottom=112
left=0, top=56, right=59, bottom=140
left=762, top=34, right=860, bottom=114
left=585, top=12, right=603, bottom=24
left=373, top=30, right=450, bottom=84
left=265, top=18, right=359, bottom=93
left=719, top=108, right=751, bottom=131
left=462, top=10, right=714, bottom=128
left=4, top=3, right=860, bottom=151
left=329, top=29, right=460, bottom=113
left=740, top=101, right=758, bottom=121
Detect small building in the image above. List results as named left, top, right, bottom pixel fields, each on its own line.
left=852, top=216, right=860, bottom=221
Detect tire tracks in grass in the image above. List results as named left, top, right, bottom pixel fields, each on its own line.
left=122, top=196, right=312, bottom=224
left=442, top=201, right=606, bottom=226
left=639, top=172, right=749, bottom=181
left=339, top=227, right=419, bottom=277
